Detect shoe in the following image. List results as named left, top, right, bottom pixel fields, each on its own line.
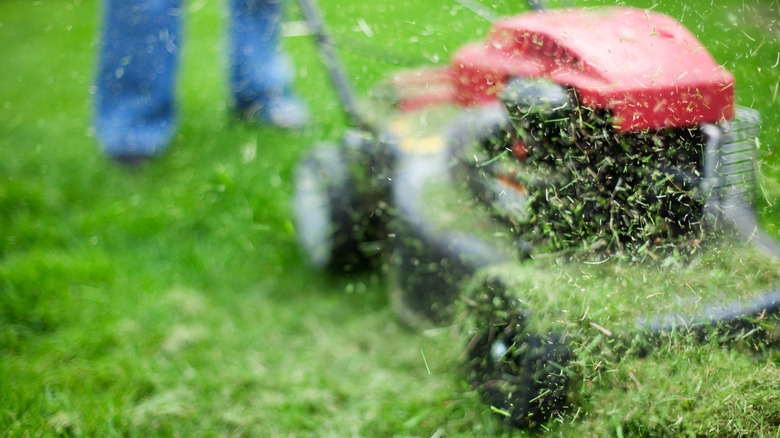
left=236, top=92, right=310, bottom=129
left=96, top=105, right=175, bottom=162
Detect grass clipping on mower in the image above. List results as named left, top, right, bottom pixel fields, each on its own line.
left=491, top=79, right=710, bottom=260
left=529, top=113, right=704, bottom=257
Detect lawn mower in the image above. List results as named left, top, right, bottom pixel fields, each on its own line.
left=292, top=0, right=780, bottom=429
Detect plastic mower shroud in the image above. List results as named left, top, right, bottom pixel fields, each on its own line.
left=392, top=6, right=735, bottom=133
left=293, top=5, right=779, bottom=429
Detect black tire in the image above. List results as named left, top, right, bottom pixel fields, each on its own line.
left=462, top=276, right=570, bottom=428
left=292, top=144, right=374, bottom=272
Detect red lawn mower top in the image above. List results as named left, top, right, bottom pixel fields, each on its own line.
left=395, top=7, right=735, bottom=132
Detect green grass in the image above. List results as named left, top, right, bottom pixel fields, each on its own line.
left=1, top=0, right=779, bottom=436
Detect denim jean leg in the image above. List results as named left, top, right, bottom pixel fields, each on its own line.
left=230, top=0, right=295, bottom=111
left=95, top=0, right=182, bottom=158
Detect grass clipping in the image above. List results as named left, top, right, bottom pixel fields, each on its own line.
left=503, top=103, right=708, bottom=260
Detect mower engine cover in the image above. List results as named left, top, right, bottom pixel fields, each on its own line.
left=446, top=7, right=735, bottom=131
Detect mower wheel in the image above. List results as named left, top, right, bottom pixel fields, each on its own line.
left=462, top=276, right=570, bottom=428
left=292, top=144, right=373, bottom=272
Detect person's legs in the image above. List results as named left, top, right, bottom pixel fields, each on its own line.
left=94, top=0, right=182, bottom=160
left=230, top=0, right=309, bottom=128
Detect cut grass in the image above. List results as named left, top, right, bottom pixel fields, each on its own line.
left=1, top=0, right=778, bottom=436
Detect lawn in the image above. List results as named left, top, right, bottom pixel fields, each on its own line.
left=1, top=0, right=778, bottom=436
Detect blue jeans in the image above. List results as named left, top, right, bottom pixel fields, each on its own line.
left=94, top=0, right=293, bottom=158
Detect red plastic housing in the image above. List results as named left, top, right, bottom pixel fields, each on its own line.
left=395, top=7, right=735, bottom=132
